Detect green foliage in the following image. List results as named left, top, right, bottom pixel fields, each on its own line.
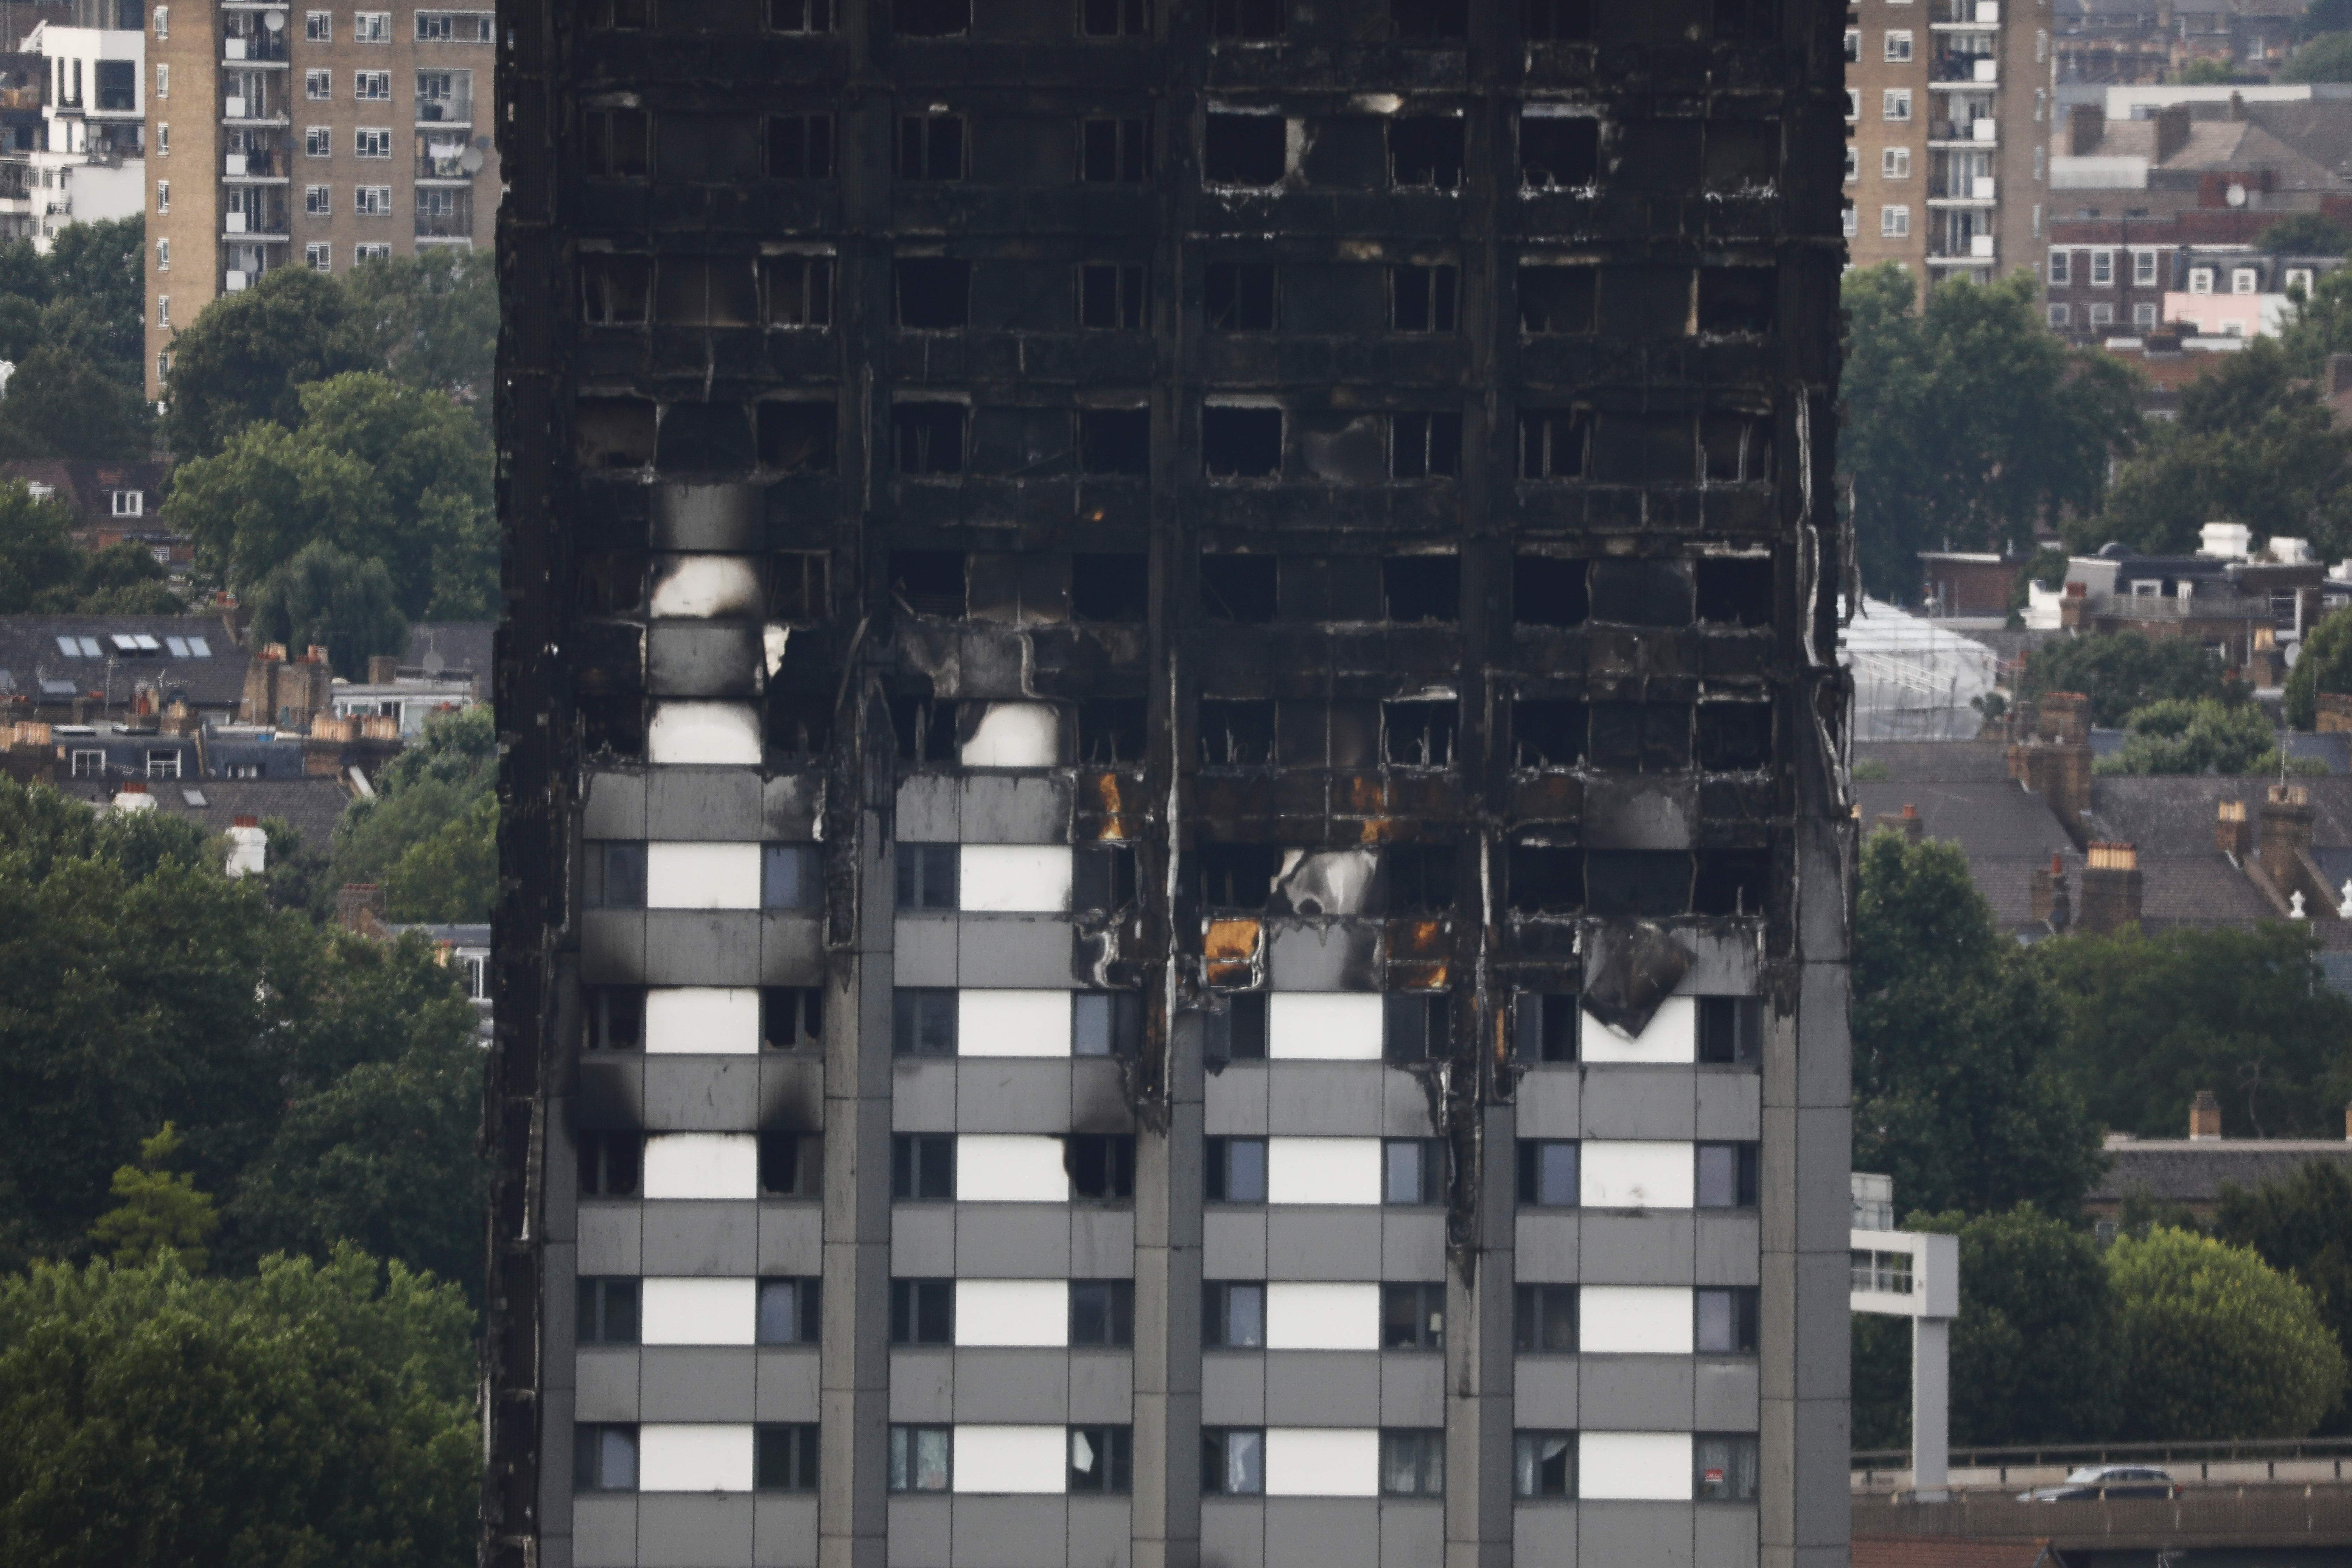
left=2310, top=0, right=2352, bottom=39
left=2282, top=31, right=2352, bottom=82
left=73, top=542, right=182, bottom=614
left=1850, top=757, right=1893, bottom=780
left=1930, top=1205, right=2120, bottom=1445
left=2287, top=606, right=2352, bottom=727
left=1841, top=265, right=2142, bottom=600
left=0, top=1247, right=475, bottom=1568
left=2095, top=696, right=2304, bottom=776
left=245, top=541, right=409, bottom=680
left=2262, top=212, right=2352, bottom=258
left=330, top=706, right=497, bottom=923
left=2216, top=1161, right=2352, bottom=1429
left=39, top=217, right=147, bottom=391
left=2175, top=57, right=2239, bottom=83
left=2032, top=922, right=2352, bottom=1139
left=343, top=248, right=495, bottom=419
left=2092, top=338, right=2352, bottom=557
left=0, top=344, right=150, bottom=461
left=166, top=372, right=495, bottom=617
left=2109, top=1227, right=2347, bottom=1439
left=1854, top=831, right=2106, bottom=1218
left=158, top=266, right=371, bottom=459
left=2023, top=631, right=2243, bottom=728
left=87, top=1124, right=220, bottom=1272
left=0, top=776, right=483, bottom=1293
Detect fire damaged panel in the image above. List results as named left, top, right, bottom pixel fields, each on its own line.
left=497, top=2, right=1850, bottom=1563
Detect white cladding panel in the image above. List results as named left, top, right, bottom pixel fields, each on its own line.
left=956, top=1134, right=1072, bottom=1203
left=1267, top=992, right=1385, bottom=1060
left=642, top=1133, right=760, bottom=1200
left=1578, top=1430, right=1696, bottom=1501
left=646, top=701, right=763, bottom=765
left=1263, top=1428, right=1380, bottom=1497
left=1582, top=1140, right=1695, bottom=1210
left=956, top=1279, right=1071, bottom=1347
left=959, top=845, right=1072, bottom=912
left=645, top=841, right=763, bottom=910
left=639, top=1425, right=755, bottom=1492
left=959, top=989, right=1074, bottom=1057
left=1579, top=995, right=1697, bottom=1064
left=1266, top=1137, right=1383, bottom=1206
left=1265, top=1282, right=1381, bottom=1350
left=960, top=703, right=1060, bottom=768
left=952, top=1424, right=1069, bottom=1493
left=644, top=987, right=762, bottom=1054
left=1580, top=1287, right=1695, bottom=1355
left=641, top=1277, right=758, bottom=1345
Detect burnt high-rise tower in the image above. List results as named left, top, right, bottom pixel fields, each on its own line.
left=490, top=3, right=1853, bottom=1566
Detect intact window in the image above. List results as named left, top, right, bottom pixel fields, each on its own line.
left=577, top=1278, right=640, bottom=1344
left=896, top=844, right=958, bottom=910
left=1070, top=1281, right=1135, bottom=1346
left=1695, top=1286, right=1760, bottom=1354
left=1513, top=1283, right=1577, bottom=1351
left=1204, top=1136, right=1268, bottom=1203
left=1385, top=1138, right=1445, bottom=1205
left=1697, top=1435, right=1760, bottom=1502
left=1514, top=1432, right=1576, bottom=1498
left=889, top=1426, right=952, bottom=1492
left=1696, top=1142, right=1759, bottom=1208
left=892, top=1133, right=954, bottom=1199
left=756, top=1278, right=821, bottom=1344
left=1203, top=1428, right=1265, bottom=1494
left=890, top=1278, right=954, bottom=1344
left=757, top=1425, right=821, bottom=1492
left=1381, top=1282, right=1445, bottom=1351
left=1381, top=1430, right=1445, bottom=1497
left=584, top=842, right=648, bottom=909
left=1204, top=1281, right=1266, bottom=1348
left=1516, top=1140, right=1577, bottom=1207
left=762, top=844, right=820, bottom=909
left=574, top=1424, right=638, bottom=1491
left=892, top=988, right=957, bottom=1055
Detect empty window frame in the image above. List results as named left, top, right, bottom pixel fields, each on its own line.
left=1080, top=407, right=1151, bottom=474
left=1070, top=1427, right=1134, bottom=1493
left=1381, top=1282, right=1445, bottom=1350
left=1205, top=992, right=1269, bottom=1063
left=1518, top=409, right=1588, bottom=479
left=1081, top=116, right=1152, bottom=182
left=1384, top=555, right=1458, bottom=621
left=1391, top=263, right=1457, bottom=331
left=582, top=107, right=650, bottom=178
left=1382, top=698, right=1456, bottom=767
left=1390, top=412, right=1461, bottom=479
left=1382, top=992, right=1449, bottom=1064
left=895, top=0, right=968, bottom=36
left=1082, top=0, right=1153, bottom=35
left=578, top=1132, right=643, bottom=1197
left=1514, top=993, right=1578, bottom=1063
left=898, top=111, right=965, bottom=180
left=764, top=987, right=825, bottom=1051
left=1202, top=404, right=1282, bottom=478
left=768, top=112, right=834, bottom=178
left=584, top=841, right=648, bottom=909
left=1068, top=1134, right=1137, bottom=1201
left=1513, top=1283, right=1577, bottom=1352
left=587, top=986, right=646, bottom=1051
left=1698, top=995, right=1763, bottom=1064
left=1696, top=1142, right=1759, bottom=1208
left=770, top=0, right=836, bottom=28
left=1517, top=1140, right=1577, bottom=1207
left=1203, top=1428, right=1266, bottom=1494
left=1388, top=117, right=1463, bottom=190
left=1070, top=1280, right=1135, bottom=1346
left=1514, top=554, right=1590, bottom=626
left=1071, top=554, right=1149, bottom=622
left=1209, top=0, right=1283, bottom=39
left=578, top=1277, right=641, bottom=1344
left=761, top=1132, right=817, bottom=1197
left=1385, top=1138, right=1445, bottom=1205
left=894, top=403, right=967, bottom=475
left=1079, top=261, right=1147, bottom=328
left=1077, top=698, right=1148, bottom=764
left=1392, top=0, right=1467, bottom=40
left=759, top=1277, right=822, bottom=1343
left=582, top=254, right=650, bottom=324
left=896, top=255, right=970, bottom=329
left=1206, top=262, right=1277, bottom=330
left=1520, top=114, right=1598, bottom=190
left=1204, top=1135, right=1269, bottom=1203
left=1523, top=0, right=1592, bottom=41
left=1202, top=110, right=1286, bottom=186
left=1200, top=554, right=1277, bottom=622
left=890, top=1278, right=954, bottom=1344
left=1204, top=1281, right=1266, bottom=1348
left=892, top=1133, right=954, bottom=1199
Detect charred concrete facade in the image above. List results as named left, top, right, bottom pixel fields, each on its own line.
left=491, top=5, right=1854, bottom=1568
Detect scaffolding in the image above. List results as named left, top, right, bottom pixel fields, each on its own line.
left=1842, top=597, right=2002, bottom=741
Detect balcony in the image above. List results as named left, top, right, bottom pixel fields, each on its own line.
left=224, top=149, right=288, bottom=180
left=1932, top=0, right=1999, bottom=24
left=416, top=146, right=474, bottom=182
left=222, top=35, right=289, bottom=63
left=221, top=92, right=287, bottom=123
left=1930, top=52, right=2000, bottom=82
left=415, top=207, right=473, bottom=240
left=1928, top=117, right=1999, bottom=144
left=1928, top=175, right=1996, bottom=201
left=1926, top=235, right=1997, bottom=263
left=414, top=94, right=473, bottom=126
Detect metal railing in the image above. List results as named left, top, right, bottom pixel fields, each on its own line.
left=414, top=209, right=472, bottom=238
left=222, top=35, right=290, bottom=63
left=1854, top=1480, right=2352, bottom=1548
left=1932, top=51, right=1997, bottom=81
left=2087, top=590, right=2272, bottom=620
left=416, top=152, right=472, bottom=180
left=415, top=96, right=473, bottom=124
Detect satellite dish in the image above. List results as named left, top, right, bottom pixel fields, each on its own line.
left=264, top=9, right=285, bottom=28
left=2227, top=182, right=2248, bottom=207
left=422, top=650, right=446, bottom=675
left=460, top=146, right=484, bottom=173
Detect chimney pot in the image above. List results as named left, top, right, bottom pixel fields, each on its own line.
left=120, top=780, right=146, bottom=794
left=1902, top=803, right=1918, bottom=818
left=232, top=814, right=259, bottom=828
left=2191, top=1089, right=2224, bottom=1141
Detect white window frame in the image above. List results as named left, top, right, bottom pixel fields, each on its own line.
left=306, top=241, right=331, bottom=271
left=71, top=749, right=104, bottom=778
left=2047, top=302, right=2071, bottom=326
left=305, top=183, right=330, bottom=215
left=354, top=70, right=391, bottom=102
left=2090, top=250, right=2114, bottom=287
left=2133, top=301, right=2158, bottom=327
left=355, top=11, right=391, bottom=42
left=355, top=185, right=392, bottom=216
left=2089, top=302, right=2114, bottom=328
left=1885, top=30, right=1913, bottom=61
left=305, top=69, right=330, bottom=100
left=2049, top=249, right=2069, bottom=285
left=1882, top=147, right=1910, bottom=180
left=355, top=128, right=392, bottom=159
left=111, top=488, right=144, bottom=516
left=357, top=243, right=392, bottom=262
left=1844, top=28, right=1860, bottom=60
left=1881, top=204, right=1910, bottom=238
left=306, top=10, right=331, bottom=41
left=2232, top=267, right=2258, bottom=295
left=1842, top=203, right=1858, bottom=238
left=156, top=123, right=167, bottom=154
left=153, top=6, right=166, bottom=38
left=154, top=63, right=167, bottom=97
left=1883, top=89, right=1913, bottom=123
left=155, top=178, right=168, bottom=212
left=1845, top=88, right=1861, bottom=122
left=305, top=125, right=331, bottom=158
left=2288, top=267, right=2316, bottom=294
left=2189, top=267, right=2214, bottom=294
left=155, top=237, right=169, bottom=270
left=2133, top=250, right=2157, bottom=286
left=1844, top=146, right=1858, bottom=183
left=153, top=295, right=167, bottom=326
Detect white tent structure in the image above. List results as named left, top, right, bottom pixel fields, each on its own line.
left=1840, top=597, right=2001, bottom=742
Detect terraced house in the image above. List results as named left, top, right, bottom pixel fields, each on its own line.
left=489, top=3, right=1855, bottom=1567
left=142, top=0, right=499, bottom=396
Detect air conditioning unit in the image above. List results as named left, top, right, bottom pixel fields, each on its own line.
left=1971, top=175, right=1996, bottom=199
left=1970, top=233, right=1995, bottom=258
left=225, top=270, right=250, bottom=291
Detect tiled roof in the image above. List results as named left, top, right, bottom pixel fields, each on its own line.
left=1852, top=742, right=2017, bottom=784
left=0, top=614, right=248, bottom=710
left=59, top=775, right=353, bottom=855
left=2138, top=852, right=2283, bottom=927
left=0, top=458, right=172, bottom=523
left=1852, top=1538, right=2054, bottom=1568
left=2088, top=1141, right=2352, bottom=1204
left=2087, top=776, right=2352, bottom=850
left=1855, top=780, right=2078, bottom=861
left=405, top=622, right=492, bottom=682
left=1972, top=853, right=2088, bottom=932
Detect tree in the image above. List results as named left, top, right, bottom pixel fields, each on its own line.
left=0, top=344, right=150, bottom=461
left=2032, top=922, right=2352, bottom=1140
left=343, top=247, right=496, bottom=416
left=0, top=480, right=86, bottom=610
left=159, top=266, right=370, bottom=459
left=2216, top=1161, right=2352, bottom=1429
left=2282, top=31, right=2352, bottom=82
left=2288, top=606, right=2352, bottom=728
left=166, top=372, right=494, bottom=617
left=87, top=1124, right=220, bottom=1272
left=72, top=542, right=182, bottom=615
left=2309, top=0, right=2352, bottom=38
left=2261, top=212, right=2352, bottom=259
left=0, top=1247, right=475, bottom=1568
left=2175, top=57, right=2239, bottom=83
left=2096, top=696, right=2313, bottom=776
left=245, top=541, right=410, bottom=680
left=2021, top=630, right=2245, bottom=728
left=1841, top=265, right=2142, bottom=600
left=1856, top=1204, right=2120, bottom=1449
left=38, top=216, right=146, bottom=392
left=2094, top=337, right=2352, bottom=558
left=2109, top=1228, right=2346, bottom=1439
left=1854, top=831, right=2108, bottom=1218
left=330, top=706, right=498, bottom=922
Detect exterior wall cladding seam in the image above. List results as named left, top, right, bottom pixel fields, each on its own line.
left=491, top=4, right=1853, bottom=1568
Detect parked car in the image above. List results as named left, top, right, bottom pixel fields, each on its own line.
left=2017, top=1465, right=2178, bottom=1502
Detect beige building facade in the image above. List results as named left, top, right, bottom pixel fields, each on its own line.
left=142, top=1, right=497, bottom=400
left=1845, top=0, right=2053, bottom=304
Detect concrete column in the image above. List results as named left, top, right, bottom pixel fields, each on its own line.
left=1911, top=1317, right=1951, bottom=1502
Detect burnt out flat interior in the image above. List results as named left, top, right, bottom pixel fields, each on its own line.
left=494, top=2, right=1852, bottom=1565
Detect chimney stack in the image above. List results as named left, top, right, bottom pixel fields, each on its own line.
left=2069, top=103, right=2106, bottom=156
left=1872, top=803, right=1927, bottom=841
left=367, top=654, right=400, bottom=684
left=2078, top=842, right=2144, bottom=934
left=2008, top=693, right=2095, bottom=838
left=337, top=882, right=389, bottom=938
left=2217, top=797, right=2252, bottom=857
left=2031, top=852, right=2073, bottom=931
left=2191, top=1089, right=2223, bottom=1142
left=2260, top=782, right=2315, bottom=890
left=226, top=815, right=267, bottom=880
